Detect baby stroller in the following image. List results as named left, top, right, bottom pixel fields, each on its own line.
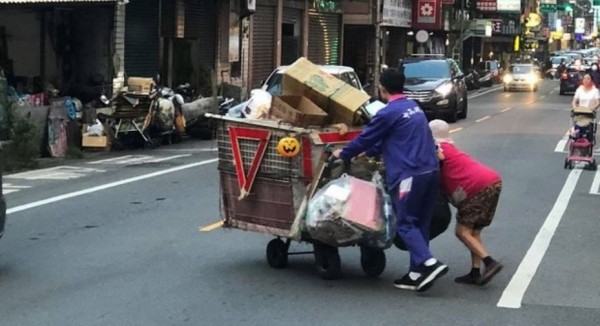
left=564, top=106, right=597, bottom=170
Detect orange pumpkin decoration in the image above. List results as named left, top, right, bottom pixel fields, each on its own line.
left=277, top=136, right=301, bottom=158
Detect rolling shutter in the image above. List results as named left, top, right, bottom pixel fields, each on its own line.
left=281, top=7, right=302, bottom=65
left=251, top=4, right=277, bottom=88
left=124, top=0, right=159, bottom=77
left=308, top=12, right=341, bottom=65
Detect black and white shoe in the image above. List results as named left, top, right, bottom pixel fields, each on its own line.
left=393, top=273, right=418, bottom=291
left=416, top=261, right=448, bottom=292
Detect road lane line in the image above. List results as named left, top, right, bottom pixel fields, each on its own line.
left=199, top=220, right=224, bottom=232
left=554, top=131, right=570, bottom=153
left=501, top=107, right=512, bottom=112
left=88, top=155, right=134, bottom=164
left=497, top=169, right=582, bottom=309
left=449, top=127, right=463, bottom=133
left=590, top=169, right=600, bottom=195
left=468, top=85, right=502, bottom=99
left=7, top=158, right=218, bottom=215
left=540, top=95, right=546, bottom=99
left=146, top=154, right=192, bottom=163
left=475, top=116, right=490, bottom=122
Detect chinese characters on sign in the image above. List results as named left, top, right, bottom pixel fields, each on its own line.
left=382, top=0, right=412, bottom=28
left=477, top=0, right=497, bottom=12
left=492, top=20, right=502, bottom=34
left=497, top=0, right=520, bottom=12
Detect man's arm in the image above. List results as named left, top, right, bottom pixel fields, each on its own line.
left=337, top=112, right=391, bottom=161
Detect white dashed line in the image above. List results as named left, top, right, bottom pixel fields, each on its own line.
left=501, top=107, right=512, bottom=112
left=475, top=116, right=490, bottom=123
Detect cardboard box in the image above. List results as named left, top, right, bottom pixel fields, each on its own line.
left=281, top=58, right=371, bottom=126
left=81, top=124, right=112, bottom=150
left=271, top=95, right=328, bottom=128
left=127, top=77, right=155, bottom=94
left=82, top=135, right=110, bottom=148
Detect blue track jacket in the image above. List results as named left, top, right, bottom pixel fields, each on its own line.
left=340, top=97, right=439, bottom=190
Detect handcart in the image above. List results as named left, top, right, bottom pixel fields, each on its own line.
left=210, top=113, right=389, bottom=280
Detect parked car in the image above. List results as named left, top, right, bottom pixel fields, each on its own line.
left=0, top=148, right=5, bottom=241
left=261, top=65, right=364, bottom=95
left=559, top=67, right=585, bottom=95
left=400, top=54, right=468, bottom=123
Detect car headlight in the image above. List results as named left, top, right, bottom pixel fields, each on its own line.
left=503, top=74, right=513, bottom=83
left=526, top=74, right=538, bottom=84
left=435, top=83, right=453, bottom=97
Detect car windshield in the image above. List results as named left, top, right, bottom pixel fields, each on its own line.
left=552, top=57, right=566, bottom=64
left=265, top=73, right=283, bottom=95
left=509, top=66, right=533, bottom=74
left=403, top=61, right=451, bottom=79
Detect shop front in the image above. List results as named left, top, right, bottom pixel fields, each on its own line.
left=0, top=0, right=119, bottom=103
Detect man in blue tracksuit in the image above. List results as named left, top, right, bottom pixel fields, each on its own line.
left=333, top=68, right=448, bottom=292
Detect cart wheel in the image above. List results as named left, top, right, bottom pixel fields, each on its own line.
left=266, top=239, right=288, bottom=269
left=591, top=160, right=598, bottom=171
left=313, top=243, right=341, bottom=280
left=564, top=158, right=569, bottom=169
left=569, top=161, right=574, bottom=170
left=360, top=247, right=386, bottom=278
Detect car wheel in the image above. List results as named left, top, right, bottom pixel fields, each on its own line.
left=559, top=88, right=565, bottom=95
left=457, top=94, right=468, bottom=119
left=445, top=99, right=458, bottom=123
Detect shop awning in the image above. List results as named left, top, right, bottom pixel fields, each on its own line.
left=0, top=0, right=117, bottom=3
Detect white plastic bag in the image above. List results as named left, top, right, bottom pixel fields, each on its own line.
left=85, top=119, right=105, bottom=137
left=242, top=89, right=271, bottom=120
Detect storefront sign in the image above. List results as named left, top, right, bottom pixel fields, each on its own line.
left=412, top=0, right=442, bottom=30
left=575, top=18, right=585, bottom=34
left=477, top=0, right=497, bottom=12
left=492, top=19, right=502, bottom=34
left=381, top=0, right=412, bottom=28
left=497, top=0, right=520, bottom=12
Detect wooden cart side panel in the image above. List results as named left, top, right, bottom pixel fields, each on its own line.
left=220, top=171, right=296, bottom=232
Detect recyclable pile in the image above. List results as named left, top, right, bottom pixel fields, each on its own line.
left=306, top=172, right=395, bottom=249
left=228, top=57, right=371, bottom=128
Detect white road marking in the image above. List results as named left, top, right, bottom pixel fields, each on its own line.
left=468, top=86, right=502, bottom=99
left=590, top=169, right=600, bottom=195
left=554, top=131, right=570, bottom=153
left=449, top=127, right=463, bottom=133
left=7, top=159, right=218, bottom=215
left=157, top=148, right=218, bottom=153
left=550, top=91, right=555, bottom=94
left=3, top=183, right=32, bottom=195
left=540, top=95, right=546, bottom=99
left=497, top=169, right=582, bottom=309
left=144, top=154, right=191, bottom=163
left=5, top=166, right=105, bottom=180
left=501, top=107, right=512, bottom=112
left=88, top=154, right=190, bottom=165
left=476, top=116, right=490, bottom=122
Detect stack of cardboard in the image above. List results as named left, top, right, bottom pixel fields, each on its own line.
left=269, top=58, right=371, bottom=128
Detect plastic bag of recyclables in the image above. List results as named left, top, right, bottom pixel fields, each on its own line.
left=306, top=171, right=395, bottom=248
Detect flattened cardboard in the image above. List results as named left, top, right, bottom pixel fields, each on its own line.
left=271, top=95, right=328, bottom=128
left=281, top=58, right=371, bottom=125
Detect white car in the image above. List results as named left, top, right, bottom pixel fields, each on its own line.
left=261, top=65, right=365, bottom=95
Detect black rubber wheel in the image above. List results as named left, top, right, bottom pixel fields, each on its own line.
left=266, top=239, right=288, bottom=269
left=360, top=247, right=386, bottom=278
left=564, top=158, right=569, bottom=169
left=569, top=161, right=574, bottom=170
left=590, top=160, right=598, bottom=171
left=559, top=89, right=565, bottom=95
left=457, top=95, right=468, bottom=119
left=444, top=100, right=458, bottom=123
left=314, top=243, right=341, bottom=280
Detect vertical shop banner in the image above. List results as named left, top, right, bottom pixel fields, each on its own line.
left=382, top=0, right=412, bottom=28
left=412, top=0, right=442, bottom=30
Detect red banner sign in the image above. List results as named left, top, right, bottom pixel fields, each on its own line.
left=412, top=0, right=442, bottom=30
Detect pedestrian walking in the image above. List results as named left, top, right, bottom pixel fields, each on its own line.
left=590, top=64, right=600, bottom=88
left=572, top=74, right=600, bottom=110
left=333, top=68, right=447, bottom=292
left=428, top=119, right=504, bottom=285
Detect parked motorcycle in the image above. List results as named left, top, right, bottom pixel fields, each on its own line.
left=464, top=70, right=481, bottom=90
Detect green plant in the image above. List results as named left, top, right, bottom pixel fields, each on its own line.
left=1, top=101, right=41, bottom=172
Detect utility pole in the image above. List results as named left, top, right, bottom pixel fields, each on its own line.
left=373, top=0, right=382, bottom=97
left=458, top=0, right=466, bottom=69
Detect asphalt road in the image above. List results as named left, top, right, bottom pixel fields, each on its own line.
left=1, top=81, right=599, bottom=325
